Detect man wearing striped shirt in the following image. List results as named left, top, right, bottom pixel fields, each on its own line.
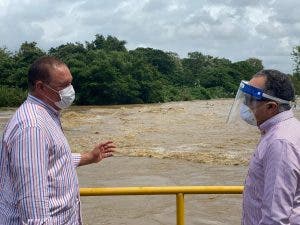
left=0, top=56, right=115, bottom=225
left=229, top=70, right=300, bottom=224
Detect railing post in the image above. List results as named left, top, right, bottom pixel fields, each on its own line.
left=176, top=193, right=185, bottom=225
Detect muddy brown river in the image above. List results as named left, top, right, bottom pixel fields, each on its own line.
left=1, top=99, right=300, bottom=224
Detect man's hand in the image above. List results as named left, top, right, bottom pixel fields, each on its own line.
left=78, top=141, right=116, bottom=166
left=90, top=141, right=116, bottom=163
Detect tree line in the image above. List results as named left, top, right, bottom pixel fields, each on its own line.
left=1, top=34, right=299, bottom=107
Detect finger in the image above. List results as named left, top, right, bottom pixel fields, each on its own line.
left=97, top=141, right=114, bottom=148
left=105, top=144, right=116, bottom=149
left=104, top=152, right=113, bottom=158
left=102, top=141, right=114, bottom=146
left=103, top=146, right=115, bottom=151
left=100, top=144, right=116, bottom=149
left=104, top=148, right=115, bottom=153
left=100, top=144, right=116, bottom=150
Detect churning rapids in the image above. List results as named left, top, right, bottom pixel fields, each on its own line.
left=2, top=99, right=300, bottom=165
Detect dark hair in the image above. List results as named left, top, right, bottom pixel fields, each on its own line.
left=28, top=56, right=66, bottom=92
left=254, top=69, right=295, bottom=111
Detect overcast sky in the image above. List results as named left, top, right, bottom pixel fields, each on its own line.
left=1, top=0, right=299, bottom=73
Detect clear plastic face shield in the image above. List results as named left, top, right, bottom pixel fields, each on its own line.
left=227, top=81, right=291, bottom=126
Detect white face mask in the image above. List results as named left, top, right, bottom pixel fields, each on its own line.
left=46, top=84, right=75, bottom=109
left=240, top=103, right=257, bottom=126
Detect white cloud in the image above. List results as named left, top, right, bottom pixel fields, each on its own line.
left=0, top=0, right=299, bottom=73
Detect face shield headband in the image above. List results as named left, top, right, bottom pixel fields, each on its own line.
left=240, top=81, right=290, bottom=104
left=226, top=81, right=291, bottom=124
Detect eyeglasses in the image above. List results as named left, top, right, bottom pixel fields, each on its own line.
left=244, top=94, right=268, bottom=107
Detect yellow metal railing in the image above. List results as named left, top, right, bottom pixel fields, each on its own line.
left=80, top=186, right=244, bottom=225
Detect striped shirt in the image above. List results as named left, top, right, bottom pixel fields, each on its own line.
left=242, top=110, right=300, bottom=225
left=0, top=95, right=82, bottom=225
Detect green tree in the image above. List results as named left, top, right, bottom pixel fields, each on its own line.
left=0, top=48, right=14, bottom=86
left=291, top=46, right=300, bottom=95
left=86, top=34, right=127, bottom=52
left=232, top=58, right=263, bottom=81
left=245, top=58, right=264, bottom=72
left=8, top=42, right=45, bottom=89
left=130, top=48, right=176, bottom=75
left=49, top=42, right=87, bottom=62
left=16, top=42, right=45, bottom=64
left=74, top=50, right=142, bottom=104
left=0, top=35, right=269, bottom=106
left=292, top=46, right=300, bottom=75
left=181, top=52, right=232, bottom=86
left=0, top=86, right=27, bottom=107
left=199, top=67, right=238, bottom=95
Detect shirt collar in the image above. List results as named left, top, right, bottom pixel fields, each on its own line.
left=259, top=110, right=294, bottom=134
left=27, top=94, right=60, bottom=117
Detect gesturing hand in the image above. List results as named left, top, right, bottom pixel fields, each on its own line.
left=90, top=141, right=116, bottom=163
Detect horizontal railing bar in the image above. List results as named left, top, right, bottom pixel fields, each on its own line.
left=80, top=186, right=244, bottom=196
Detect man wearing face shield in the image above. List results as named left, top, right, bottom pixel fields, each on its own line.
left=228, top=69, right=300, bottom=225
left=0, top=56, right=116, bottom=224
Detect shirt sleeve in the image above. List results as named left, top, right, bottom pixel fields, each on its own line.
left=10, top=126, right=53, bottom=224
left=259, top=139, right=298, bottom=225
left=72, top=153, right=82, bottom=168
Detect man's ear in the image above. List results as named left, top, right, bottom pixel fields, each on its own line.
left=34, top=81, right=45, bottom=93
left=34, top=80, right=44, bottom=89
left=267, top=102, right=279, bottom=113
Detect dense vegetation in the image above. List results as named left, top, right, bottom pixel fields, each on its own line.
left=0, top=34, right=298, bottom=107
